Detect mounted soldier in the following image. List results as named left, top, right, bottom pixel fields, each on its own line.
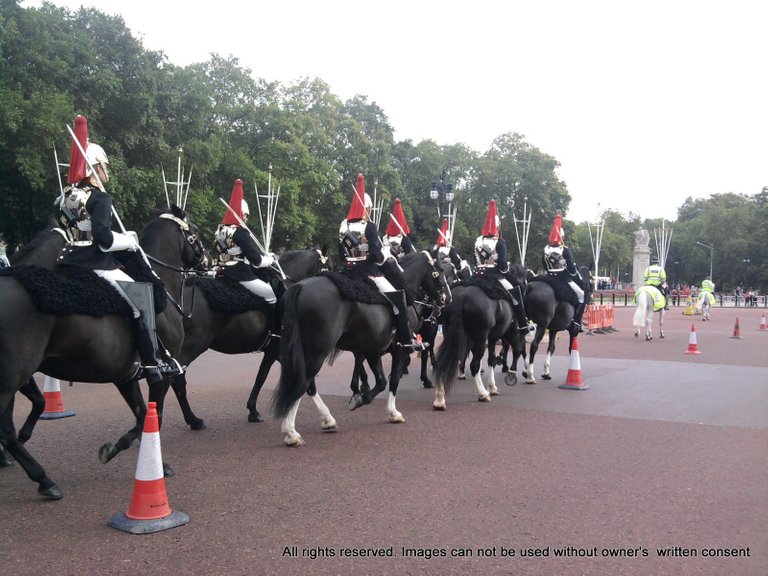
left=338, top=173, right=426, bottom=352
left=214, top=178, right=281, bottom=336
left=473, top=200, right=534, bottom=333
left=56, top=114, right=182, bottom=384
left=382, top=198, right=416, bottom=260
left=433, top=217, right=471, bottom=281
left=542, top=211, right=585, bottom=335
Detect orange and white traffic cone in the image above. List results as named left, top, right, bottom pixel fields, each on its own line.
left=39, top=375, right=75, bottom=420
left=730, top=317, right=742, bottom=339
left=685, top=323, right=701, bottom=355
left=559, top=337, right=589, bottom=390
left=759, top=313, right=766, bottom=332
left=108, top=402, right=188, bottom=534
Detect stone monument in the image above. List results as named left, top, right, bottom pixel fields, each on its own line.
left=632, top=228, right=651, bottom=288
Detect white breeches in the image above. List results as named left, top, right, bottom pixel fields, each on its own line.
left=369, top=275, right=399, bottom=313
left=95, top=268, right=140, bottom=318
left=240, top=279, right=277, bottom=304
left=568, top=280, right=584, bottom=303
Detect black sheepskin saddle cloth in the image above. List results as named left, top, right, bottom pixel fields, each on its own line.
left=318, top=270, right=390, bottom=306
left=186, top=275, right=272, bottom=315
left=529, top=273, right=577, bottom=304
left=0, top=252, right=167, bottom=318
left=455, top=275, right=511, bottom=302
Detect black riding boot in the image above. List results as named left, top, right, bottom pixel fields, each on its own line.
left=510, top=284, right=535, bottom=332
left=131, top=316, right=182, bottom=385
left=385, top=290, right=427, bottom=352
left=570, top=302, right=586, bottom=336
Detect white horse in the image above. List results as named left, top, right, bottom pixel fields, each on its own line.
left=633, top=285, right=666, bottom=340
left=696, top=291, right=715, bottom=321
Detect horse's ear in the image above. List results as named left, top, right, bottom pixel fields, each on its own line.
left=171, top=204, right=186, bottom=220
left=320, top=243, right=329, bottom=256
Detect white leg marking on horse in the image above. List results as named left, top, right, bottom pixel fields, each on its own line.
left=487, top=365, right=499, bottom=395
left=387, top=392, right=405, bottom=423
left=474, top=371, right=491, bottom=402
left=543, top=352, right=552, bottom=378
left=282, top=398, right=305, bottom=447
left=433, top=383, right=446, bottom=410
left=310, top=393, right=337, bottom=432
left=524, top=358, right=536, bottom=384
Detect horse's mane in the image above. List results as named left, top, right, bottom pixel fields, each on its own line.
left=10, top=225, right=65, bottom=265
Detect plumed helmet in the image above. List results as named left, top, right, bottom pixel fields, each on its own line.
left=86, top=143, right=109, bottom=167
left=347, top=173, right=369, bottom=221
left=221, top=179, right=246, bottom=225
left=67, top=115, right=89, bottom=184
left=481, top=200, right=499, bottom=237
left=436, top=218, right=450, bottom=247
left=385, top=198, right=410, bottom=236
left=548, top=212, right=564, bottom=246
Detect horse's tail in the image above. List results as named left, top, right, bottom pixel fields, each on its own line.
left=632, top=289, right=648, bottom=328
left=272, top=283, right=309, bottom=418
left=433, top=297, right=468, bottom=393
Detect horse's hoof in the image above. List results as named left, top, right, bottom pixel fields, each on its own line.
left=478, top=394, right=491, bottom=403
left=98, top=443, right=116, bottom=464
left=163, top=463, right=176, bottom=478
left=432, top=403, right=446, bottom=411
left=321, top=423, right=338, bottom=433
left=284, top=435, right=306, bottom=447
left=504, top=372, right=518, bottom=387
left=190, top=418, right=207, bottom=430
left=457, top=372, right=466, bottom=380
left=38, top=483, right=63, bottom=500
left=541, top=374, right=552, bottom=381
left=0, top=452, right=14, bottom=467
left=660, top=334, right=665, bottom=339
left=247, top=412, right=264, bottom=424
left=348, top=394, right=364, bottom=411
left=388, top=412, right=405, bottom=423
left=489, top=387, right=500, bottom=396
left=634, top=332, right=639, bottom=338
left=422, top=380, right=433, bottom=389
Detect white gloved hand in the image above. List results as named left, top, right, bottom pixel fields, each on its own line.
left=125, top=230, right=139, bottom=246
left=258, top=254, right=274, bottom=268
left=101, top=231, right=138, bottom=252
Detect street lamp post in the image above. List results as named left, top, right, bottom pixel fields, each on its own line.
left=696, top=241, right=713, bottom=280
left=673, top=260, right=679, bottom=290
left=430, top=170, right=454, bottom=237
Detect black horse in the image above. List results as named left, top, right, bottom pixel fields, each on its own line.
left=272, top=250, right=450, bottom=446
left=505, top=266, right=592, bottom=385
left=432, top=263, right=527, bottom=409
left=167, top=246, right=333, bottom=429
left=355, top=247, right=460, bottom=391
left=0, top=207, right=204, bottom=499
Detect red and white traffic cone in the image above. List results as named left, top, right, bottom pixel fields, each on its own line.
left=685, top=324, right=701, bottom=355
left=759, top=313, right=766, bottom=332
left=108, top=402, right=188, bottom=534
left=559, top=337, right=589, bottom=390
left=730, top=317, right=742, bottom=339
left=39, top=375, right=75, bottom=420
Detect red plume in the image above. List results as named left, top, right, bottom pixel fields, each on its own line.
left=67, top=115, right=89, bottom=184
left=347, top=173, right=367, bottom=221
left=481, top=200, right=498, bottom=237
left=386, top=198, right=410, bottom=236
left=221, top=179, right=245, bottom=225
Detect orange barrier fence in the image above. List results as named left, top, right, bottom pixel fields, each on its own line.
left=584, top=303, right=616, bottom=334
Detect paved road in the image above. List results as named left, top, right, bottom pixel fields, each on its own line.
left=2, top=307, right=767, bottom=575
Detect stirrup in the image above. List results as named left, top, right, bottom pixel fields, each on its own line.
left=519, top=321, right=535, bottom=333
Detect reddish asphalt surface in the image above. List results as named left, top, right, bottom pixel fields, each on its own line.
left=2, top=306, right=767, bottom=576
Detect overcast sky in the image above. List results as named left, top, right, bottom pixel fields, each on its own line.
left=25, top=0, right=768, bottom=223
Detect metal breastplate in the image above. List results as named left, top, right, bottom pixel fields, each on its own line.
left=544, top=245, right=565, bottom=272
left=475, top=237, right=498, bottom=268
left=341, top=221, right=368, bottom=261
